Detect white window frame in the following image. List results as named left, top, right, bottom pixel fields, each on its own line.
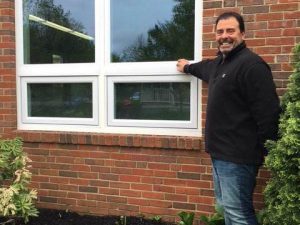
left=21, top=76, right=99, bottom=125
left=107, top=75, right=198, bottom=128
left=15, top=0, right=203, bottom=137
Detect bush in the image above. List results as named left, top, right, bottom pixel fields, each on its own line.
left=263, top=44, right=300, bottom=225
left=0, top=137, right=38, bottom=223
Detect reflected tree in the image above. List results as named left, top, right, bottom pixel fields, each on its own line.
left=24, top=0, right=95, bottom=64
left=113, top=0, right=195, bottom=62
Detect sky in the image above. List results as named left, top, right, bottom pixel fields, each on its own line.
left=54, top=0, right=95, bottom=37
left=111, top=0, right=177, bottom=54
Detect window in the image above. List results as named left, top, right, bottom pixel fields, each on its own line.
left=16, top=0, right=203, bottom=136
left=21, top=76, right=98, bottom=125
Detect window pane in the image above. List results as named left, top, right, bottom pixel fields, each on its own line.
left=115, top=83, right=190, bottom=120
left=23, top=0, right=95, bottom=64
left=28, top=83, right=92, bottom=118
left=111, top=0, right=195, bottom=62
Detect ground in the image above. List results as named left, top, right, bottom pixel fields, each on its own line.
left=12, top=208, right=177, bottom=225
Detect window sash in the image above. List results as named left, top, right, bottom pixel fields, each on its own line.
left=107, top=75, right=198, bottom=128
left=21, top=76, right=99, bottom=125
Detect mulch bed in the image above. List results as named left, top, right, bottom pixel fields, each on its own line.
left=11, top=208, right=177, bottom=225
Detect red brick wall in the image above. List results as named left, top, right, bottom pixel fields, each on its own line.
left=0, top=0, right=299, bottom=224
left=0, top=0, right=16, bottom=137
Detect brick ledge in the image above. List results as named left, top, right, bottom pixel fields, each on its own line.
left=15, top=130, right=203, bottom=150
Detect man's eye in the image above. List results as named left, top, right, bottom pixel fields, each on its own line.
left=216, top=30, right=223, bottom=35
left=227, top=29, right=235, bottom=34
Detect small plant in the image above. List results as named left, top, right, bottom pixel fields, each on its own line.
left=178, top=211, right=195, bottom=225
left=115, top=215, right=127, bottom=225
left=0, top=137, right=38, bottom=223
left=151, top=215, right=162, bottom=223
left=199, top=204, right=225, bottom=225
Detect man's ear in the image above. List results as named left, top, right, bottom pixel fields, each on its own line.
left=241, top=32, right=246, bottom=40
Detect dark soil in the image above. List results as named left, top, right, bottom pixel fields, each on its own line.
left=12, top=208, right=177, bottom=225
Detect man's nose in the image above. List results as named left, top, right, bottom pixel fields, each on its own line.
left=221, top=31, right=230, bottom=39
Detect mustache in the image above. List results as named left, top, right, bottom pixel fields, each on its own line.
left=218, top=39, right=233, bottom=45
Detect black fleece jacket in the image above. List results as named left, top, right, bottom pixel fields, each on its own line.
left=184, top=42, right=280, bottom=165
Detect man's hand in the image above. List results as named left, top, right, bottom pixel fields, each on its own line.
left=176, top=59, right=190, bottom=73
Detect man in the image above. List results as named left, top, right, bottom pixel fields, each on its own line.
left=176, top=12, right=280, bottom=225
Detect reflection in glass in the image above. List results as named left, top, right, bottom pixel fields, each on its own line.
left=23, top=0, right=95, bottom=64
left=28, top=83, right=92, bottom=118
left=111, top=0, right=195, bottom=62
left=115, top=83, right=190, bottom=120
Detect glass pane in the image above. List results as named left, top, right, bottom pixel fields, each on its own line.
left=28, top=83, right=92, bottom=118
left=111, top=0, right=195, bottom=62
left=23, top=0, right=95, bottom=64
left=115, top=83, right=190, bottom=120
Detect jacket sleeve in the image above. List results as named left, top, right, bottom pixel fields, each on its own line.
left=183, top=60, right=212, bottom=83
left=242, top=62, right=281, bottom=150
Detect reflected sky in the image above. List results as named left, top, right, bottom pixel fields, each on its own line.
left=111, top=0, right=176, bottom=54
left=51, top=0, right=176, bottom=54
left=26, top=0, right=186, bottom=57
left=53, top=0, right=95, bottom=37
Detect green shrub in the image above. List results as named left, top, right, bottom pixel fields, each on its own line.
left=0, top=137, right=38, bottom=223
left=199, top=204, right=225, bottom=225
left=263, top=44, right=300, bottom=225
left=178, top=211, right=195, bottom=225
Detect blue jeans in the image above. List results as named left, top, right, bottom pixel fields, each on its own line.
left=212, top=158, right=259, bottom=225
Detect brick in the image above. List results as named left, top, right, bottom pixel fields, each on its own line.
left=255, top=46, right=281, bottom=54
left=40, top=183, right=59, bottom=190
left=107, top=196, right=127, bottom=204
left=128, top=198, right=150, bottom=206
left=99, top=187, right=119, bottom=195
left=266, top=37, right=295, bottom=45
left=154, top=170, right=176, bottom=178
left=39, top=196, right=58, bottom=203
left=142, top=192, right=164, bottom=200
left=79, top=186, right=98, bottom=193
left=131, top=183, right=153, bottom=191
left=246, top=39, right=266, bottom=47
left=132, top=168, right=153, bottom=176
left=270, top=3, right=299, bottom=11
left=148, top=200, right=172, bottom=208
left=224, top=0, right=236, bottom=7
left=203, top=1, right=222, bottom=9
left=238, top=0, right=264, bottom=6
left=173, top=202, right=196, bottom=210
left=165, top=193, right=187, bottom=202
left=70, top=178, right=89, bottom=186
left=268, top=20, right=296, bottom=28
left=255, top=29, right=280, bottom=38
left=59, top=171, right=78, bottom=177
left=256, top=12, right=283, bottom=21
left=67, top=192, right=86, bottom=200
left=78, top=172, right=99, bottom=179
left=153, top=185, right=175, bottom=193
left=177, top=172, right=201, bottom=180
left=176, top=187, right=200, bottom=195
left=189, top=196, right=214, bottom=205
left=283, top=28, right=300, bottom=36
left=247, top=22, right=268, bottom=30
left=120, top=190, right=142, bottom=198
left=284, top=11, right=300, bottom=19
left=200, top=189, right=215, bottom=197
left=243, top=6, right=269, bottom=14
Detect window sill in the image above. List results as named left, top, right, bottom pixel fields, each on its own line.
left=15, top=130, right=203, bottom=151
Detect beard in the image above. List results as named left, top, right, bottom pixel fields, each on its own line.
left=218, top=38, right=239, bottom=55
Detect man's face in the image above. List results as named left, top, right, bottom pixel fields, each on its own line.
left=216, top=17, right=245, bottom=55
